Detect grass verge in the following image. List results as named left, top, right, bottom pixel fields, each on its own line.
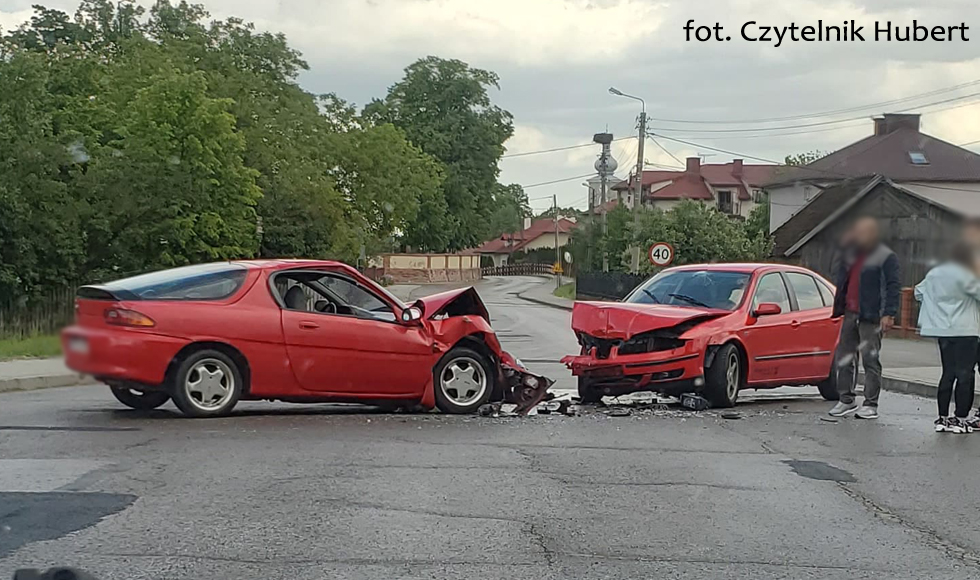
left=553, top=282, right=576, bottom=300
left=0, top=334, right=62, bottom=361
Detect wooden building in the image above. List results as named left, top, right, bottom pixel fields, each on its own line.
left=772, top=175, right=979, bottom=290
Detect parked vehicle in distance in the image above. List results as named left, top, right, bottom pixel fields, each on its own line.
left=561, top=263, right=843, bottom=407
left=62, top=260, right=552, bottom=417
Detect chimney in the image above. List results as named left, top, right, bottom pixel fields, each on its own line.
left=873, top=113, right=920, bottom=136
left=685, top=157, right=701, bottom=174
left=732, top=159, right=743, bottom=177
left=523, top=217, right=532, bottom=230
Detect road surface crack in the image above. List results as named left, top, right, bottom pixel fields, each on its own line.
left=837, top=482, right=980, bottom=568
left=524, top=521, right=558, bottom=567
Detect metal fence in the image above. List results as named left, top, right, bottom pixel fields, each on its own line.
left=0, top=285, right=76, bottom=340
left=481, top=263, right=552, bottom=277
left=575, top=271, right=648, bottom=301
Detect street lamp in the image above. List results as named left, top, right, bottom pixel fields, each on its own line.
left=609, top=86, right=648, bottom=273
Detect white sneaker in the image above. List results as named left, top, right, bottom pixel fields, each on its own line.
left=936, top=417, right=950, bottom=432
left=856, top=406, right=879, bottom=420
left=829, top=401, right=860, bottom=417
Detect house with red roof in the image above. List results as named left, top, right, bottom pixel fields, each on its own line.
left=473, top=216, right=578, bottom=267
left=765, top=113, right=980, bottom=232
left=611, top=157, right=775, bottom=218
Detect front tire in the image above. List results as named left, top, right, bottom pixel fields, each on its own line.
left=434, top=347, right=494, bottom=414
left=110, top=386, right=169, bottom=410
left=704, top=343, right=742, bottom=408
left=169, top=350, right=243, bottom=418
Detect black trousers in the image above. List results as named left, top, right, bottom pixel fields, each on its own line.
left=937, top=337, right=980, bottom=418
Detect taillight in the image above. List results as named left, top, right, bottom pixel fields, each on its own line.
left=104, top=308, right=155, bottom=327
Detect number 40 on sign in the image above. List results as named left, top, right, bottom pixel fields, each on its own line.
left=648, top=242, right=674, bottom=267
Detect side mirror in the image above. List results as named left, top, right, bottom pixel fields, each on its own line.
left=401, top=306, right=423, bottom=324
left=753, top=302, right=782, bottom=317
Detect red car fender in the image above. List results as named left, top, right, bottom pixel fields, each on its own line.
left=418, top=315, right=501, bottom=409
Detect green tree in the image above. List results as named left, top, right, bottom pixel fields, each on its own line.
left=365, top=56, right=514, bottom=250
left=487, top=183, right=531, bottom=240
left=630, top=201, right=769, bottom=274
left=784, top=150, right=826, bottom=166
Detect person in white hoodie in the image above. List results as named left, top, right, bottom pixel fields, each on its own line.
left=915, top=242, right=980, bottom=433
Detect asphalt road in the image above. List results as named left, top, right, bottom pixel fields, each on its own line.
left=3, top=276, right=980, bottom=579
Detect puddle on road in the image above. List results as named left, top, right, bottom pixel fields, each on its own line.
left=783, top=460, right=857, bottom=483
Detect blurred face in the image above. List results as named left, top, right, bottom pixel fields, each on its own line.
left=851, top=218, right=879, bottom=250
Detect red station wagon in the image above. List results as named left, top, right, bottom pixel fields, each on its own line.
left=561, top=263, right=844, bottom=407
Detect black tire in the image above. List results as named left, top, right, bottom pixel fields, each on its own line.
left=110, top=386, right=170, bottom=410
left=704, top=343, right=742, bottom=408
left=817, top=350, right=843, bottom=401
left=169, top=349, right=243, bottom=418
left=577, top=376, right=603, bottom=404
left=433, top=347, right=495, bottom=414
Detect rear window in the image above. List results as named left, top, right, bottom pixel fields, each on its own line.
left=92, top=263, right=248, bottom=301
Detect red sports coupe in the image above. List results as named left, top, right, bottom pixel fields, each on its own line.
left=62, top=260, right=551, bottom=417
left=561, top=263, right=844, bottom=407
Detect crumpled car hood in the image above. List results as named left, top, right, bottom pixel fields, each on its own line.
left=416, top=287, right=490, bottom=322
left=570, top=301, right=725, bottom=340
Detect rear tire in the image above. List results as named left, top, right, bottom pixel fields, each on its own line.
left=434, top=347, right=494, bottom=414
left=169, top=349, right=243, bottom=418
left=577, top=376, right=603, bottom=404
left=110, top=386, right=169, bottom=410
left=704, top=343, right=741, bottom=408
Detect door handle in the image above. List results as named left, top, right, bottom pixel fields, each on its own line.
left=790, top=320, right=801, bottom=328
left=299, top=321, right=320, bottom=330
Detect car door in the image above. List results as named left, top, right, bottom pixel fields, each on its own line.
left=784, top=271, right=839, bottom=381
left=738, top=272, right=800, bottom=384
left=279, top=271, right=434, bottom=396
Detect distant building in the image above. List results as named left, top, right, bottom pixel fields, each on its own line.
left=473, top=217, right=578, bottom=267
left=611, top=157, right=774, bottom=218
left=766, top=113, right=980, bottom=232
left=772, top=175, right=980, bottom=290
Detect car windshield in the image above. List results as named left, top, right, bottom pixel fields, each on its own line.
left=99, top=263, right=248, bottom=301
left=625, top=269, right=751, bottom=311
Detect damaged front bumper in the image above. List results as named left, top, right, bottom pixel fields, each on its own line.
left=561, top=341, right=706, bottom=397
left=497, top=352, right=555, bottom=415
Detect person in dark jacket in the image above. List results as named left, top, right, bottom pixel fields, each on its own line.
left=828, top=217, right=901, bottom=419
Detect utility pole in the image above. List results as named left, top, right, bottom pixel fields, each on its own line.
left=553, top=194, right=561, bottom=290
left=609, top=87, right=646, bottom=274
left=631, top=110, right=647, bottom=273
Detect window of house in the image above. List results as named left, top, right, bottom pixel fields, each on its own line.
left=785, top=272, right=824, bottom=310
left=752, top=273, right=791, bottom=313
left=909, top=152, right=929, bottom=165
left=717, top=190, right=734, bottom=214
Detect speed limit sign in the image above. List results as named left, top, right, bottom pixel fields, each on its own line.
left=648, top=242, right=675, bottom=266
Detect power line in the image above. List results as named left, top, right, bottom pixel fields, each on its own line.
left=521, top=173, right=595, bottom=189
left=647, top=91, right=980, bottom=134
left=502, top=137, right=629, bottom=159
left=647, top=78, right=980, bottom=125
left=652, top=132, right=980, bottom=194
left=649, top=135, right=684, bottom=167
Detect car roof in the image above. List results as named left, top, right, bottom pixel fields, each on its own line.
left=228, top=259, right=349, bottom=271
left=665, top=262, right=821, bottom=275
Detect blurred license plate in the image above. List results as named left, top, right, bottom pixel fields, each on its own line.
left=68, top=337, right=89, bottom=354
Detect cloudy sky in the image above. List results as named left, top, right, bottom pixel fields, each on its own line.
left=3, top=0, right=980, bottom=214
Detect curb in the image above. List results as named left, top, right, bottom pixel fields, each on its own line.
left=860, top=371, right=936, bottom=399
left=0, top=373, right=89, bottom=394
left=515, top=291, right=572, bottom=311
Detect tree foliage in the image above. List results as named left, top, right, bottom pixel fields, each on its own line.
left=0, top=2, right=520, bottom=301
left=569, top=201, right=771, bottom=274
left=784, top=150, right=826, bottom=166
left=365, top=57, right=514, bottom=251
